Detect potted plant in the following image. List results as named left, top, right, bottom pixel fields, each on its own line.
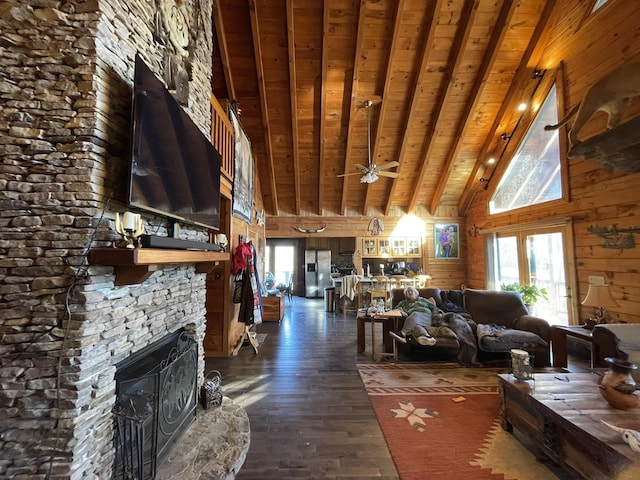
left=500, top=282, right=548, bottom=307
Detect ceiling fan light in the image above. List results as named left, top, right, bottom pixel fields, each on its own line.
left=360, top=171, right=378, bottom=183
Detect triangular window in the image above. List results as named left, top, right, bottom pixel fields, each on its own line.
left=489, top=85, right=563, bottom=215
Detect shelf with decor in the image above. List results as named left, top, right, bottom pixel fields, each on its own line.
left=88, top=248, right=230, bottom=286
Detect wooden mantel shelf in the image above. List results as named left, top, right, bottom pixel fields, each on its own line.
left=88, top=248, right=231, bottom=285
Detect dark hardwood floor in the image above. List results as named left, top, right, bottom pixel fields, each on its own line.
left=205, top=296, right=399, bottom=479
left=206, top=296, right=590, bottom=479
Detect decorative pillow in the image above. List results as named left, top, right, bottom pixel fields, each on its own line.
left=427, top=297, right=437, bottom=306
left=476, top=324, right=548, bottom=352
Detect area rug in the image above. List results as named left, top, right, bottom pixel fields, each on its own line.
left=357, top=362, right=566, bottom=480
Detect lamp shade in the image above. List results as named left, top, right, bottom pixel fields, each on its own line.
left=581, top=284, right=619, bottom=308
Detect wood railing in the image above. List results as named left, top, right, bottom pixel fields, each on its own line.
left=210, top=94, right=234, bottom=182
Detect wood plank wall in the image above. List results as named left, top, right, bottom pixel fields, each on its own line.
left=465, top=0, right=640, bottom=324
left=265, top=214, right=466, bottom=290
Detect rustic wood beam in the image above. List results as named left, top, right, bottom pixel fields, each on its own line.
left=363, top=0, right=404, bottom=214
left=429, top=0, right=516, bottom=214
left=249, top=0, right=279, bottom=215
left=384, top=0, right=442, bottom=216
left=339, top=0, right=366, bottom=215
left=212, top=0, right=236, bottom=101
left=408, top=0, right=478, bottom=214
left=286, top=0, right=301, bottom=216
left=458, top=0, right=558, bottom=214
left=318, top=0, right=330, bottom=215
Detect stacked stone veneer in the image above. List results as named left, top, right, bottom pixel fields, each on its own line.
left=0, top=0, right=214, bottom=478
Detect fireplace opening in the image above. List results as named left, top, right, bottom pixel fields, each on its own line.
left=113, top=329, right=198, bottom=479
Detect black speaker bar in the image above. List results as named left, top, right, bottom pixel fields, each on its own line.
left=140, top=234, right=222, bottom=251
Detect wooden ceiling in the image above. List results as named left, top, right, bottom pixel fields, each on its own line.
left=212, top=0, right=558, bottom=219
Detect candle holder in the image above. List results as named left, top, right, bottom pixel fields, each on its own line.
left=114, top=212, right=145, bottom=248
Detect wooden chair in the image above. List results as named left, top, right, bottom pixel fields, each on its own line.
left=370, top=276, right=389, bottom=307
left=279, top=275, right=294, bottom=304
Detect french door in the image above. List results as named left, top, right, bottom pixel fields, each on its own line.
left=487, top=222, right=577, bottom=325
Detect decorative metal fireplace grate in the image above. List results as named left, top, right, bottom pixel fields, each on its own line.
left=113, top=330, right=198, bottom=480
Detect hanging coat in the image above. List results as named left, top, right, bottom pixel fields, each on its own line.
left=234, top=242, right=263, bottom=325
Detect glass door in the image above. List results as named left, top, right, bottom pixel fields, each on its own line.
left=490, top=225, right=575, bottom=325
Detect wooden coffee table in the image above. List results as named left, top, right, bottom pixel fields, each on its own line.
left=498, top=372, right=640, bottom=479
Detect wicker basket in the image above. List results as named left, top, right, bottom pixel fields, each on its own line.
left=200, top=370, right=223, bottom=409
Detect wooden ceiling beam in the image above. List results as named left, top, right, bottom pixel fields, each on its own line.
left=318, top=0, right=329, bottom=216
left=408, top=0, right=478, bottom=214
left=249, top=0, right=279, bottom=215
left=363, top=0, right=404, bottom=214
left=428, top=0, right=516, bottom=214
left=212, top=0, right=236, bottom=101
left=286, top=0, right=301, bottom=216
left=339, top=0, right=366, bottom=215
left=458, top=0, right=558, bottom=214
left=384, top=0, right=442, bottom=216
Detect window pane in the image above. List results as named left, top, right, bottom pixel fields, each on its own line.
left=495, top=236, right=519, bottom=286
left=489, top=85, right=562, bottom=214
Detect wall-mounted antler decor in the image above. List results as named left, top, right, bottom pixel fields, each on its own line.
left=293, top=225, right=326, bottom=234
left=588, top=224, right=640, bottom=250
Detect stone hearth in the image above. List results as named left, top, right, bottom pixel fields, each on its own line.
left=157, top=398, right=250, bottom=480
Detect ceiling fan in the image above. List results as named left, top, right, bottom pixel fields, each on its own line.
left=337, top=100, right=399, bottom=183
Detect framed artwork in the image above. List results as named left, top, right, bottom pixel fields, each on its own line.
left=434, top=223, right=459, bottom=259
left=230, top=107, right=254, bottom=223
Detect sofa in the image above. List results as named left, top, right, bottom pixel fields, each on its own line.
left=390, top=287, right=552, bottom=367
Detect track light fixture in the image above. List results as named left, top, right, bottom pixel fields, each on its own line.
left=533, top=69, right=545, bottom=79
left=500, top=132, right=511, bottom=141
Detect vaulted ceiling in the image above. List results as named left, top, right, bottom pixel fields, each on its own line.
left=212, top=0, right=558, bottom=219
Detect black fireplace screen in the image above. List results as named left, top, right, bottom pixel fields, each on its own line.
left=113, top=330, right=197, bottom=479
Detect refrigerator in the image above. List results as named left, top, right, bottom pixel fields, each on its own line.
left=304, top=250, right=332, bottom=297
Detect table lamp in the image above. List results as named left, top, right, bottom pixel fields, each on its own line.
left=581, top=283, right=619, bottom=329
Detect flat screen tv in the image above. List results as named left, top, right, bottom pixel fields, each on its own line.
left=128, top=54, right=221, bottom=231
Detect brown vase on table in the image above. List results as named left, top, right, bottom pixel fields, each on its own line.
left=598, top=357, right=640, bottom=410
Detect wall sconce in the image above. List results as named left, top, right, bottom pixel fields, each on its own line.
left=114, top=212, right=145, bottom=248
left=214, top=233, right=228, bottom=252
left=581, top=283, right=619, bottom=329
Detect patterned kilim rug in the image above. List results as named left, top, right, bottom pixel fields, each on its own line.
left=357, top=362, right=568, bottom=480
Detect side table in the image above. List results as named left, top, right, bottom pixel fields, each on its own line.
left=551, top=325, right=593, bottom=368
left=357, top=310, right=403, bottom=360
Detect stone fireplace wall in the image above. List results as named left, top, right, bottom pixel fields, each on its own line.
left=0, top=0, right=214, bottom=478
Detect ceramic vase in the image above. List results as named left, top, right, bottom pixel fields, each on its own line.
left=598, top=357, right=640, bottom=410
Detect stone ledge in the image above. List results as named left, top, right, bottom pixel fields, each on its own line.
left=156, top=397, right=250, bottom=480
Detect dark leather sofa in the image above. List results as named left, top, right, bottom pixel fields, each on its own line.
left=390, top=287, right=552, bottom=367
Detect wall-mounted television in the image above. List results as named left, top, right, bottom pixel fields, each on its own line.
left=128, top=54, right=221, bottom=231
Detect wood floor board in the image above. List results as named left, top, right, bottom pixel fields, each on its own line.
left=206, top=297, right=399, bottom=479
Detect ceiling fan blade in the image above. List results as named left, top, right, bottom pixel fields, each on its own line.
left=377, top=171, right=399, bottom=178
left=376, top=161, right=399, bottom=170
left=336, top=172, right=362, bottom=177
left=354, top=164, right=369, bottom=172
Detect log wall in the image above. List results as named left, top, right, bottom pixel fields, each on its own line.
left=465, top=0, right=640, bottom=324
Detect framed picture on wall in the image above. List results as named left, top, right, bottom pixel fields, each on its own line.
left=434, top=223, right=459, bottom=259
left=230, top=107, right=254, bottom=223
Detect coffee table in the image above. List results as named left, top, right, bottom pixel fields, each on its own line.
left=498, top=372, right=640, bottom=479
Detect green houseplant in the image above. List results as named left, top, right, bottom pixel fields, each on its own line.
left=500, top=283, right=548, bottom=306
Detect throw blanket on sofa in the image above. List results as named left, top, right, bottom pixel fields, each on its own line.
left=476, top=324, right=547, bottom=352
left=432, top=312, right=478, bottom=366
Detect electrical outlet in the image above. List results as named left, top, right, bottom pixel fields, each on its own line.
left=588, top=275, right=605, bottom=285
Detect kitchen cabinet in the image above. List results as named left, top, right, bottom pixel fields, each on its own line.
left=360, top=237, right=422, bottom=258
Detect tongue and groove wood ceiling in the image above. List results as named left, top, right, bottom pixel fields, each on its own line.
left=212, top=0, right=556, bottom=218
